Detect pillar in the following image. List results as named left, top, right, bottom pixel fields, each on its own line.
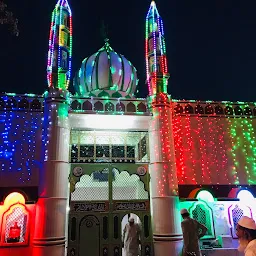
left=148, top=93, right=183, bottom=255
left=33, top=89, right=70, bottom=256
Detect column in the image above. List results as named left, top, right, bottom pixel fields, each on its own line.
left=33, top=89, right=70, bottom=256
left=148, top=93, right=183, bottom=255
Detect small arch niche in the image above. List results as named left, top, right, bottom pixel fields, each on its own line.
left=205, top=105, right=214, bottom=115
left=82, top=100, right=93, bottom=111
left=30, top=99, right=41, bottom=110
left=174, top=104, right=183, bottom=114
left=195, top=104, right=204, bottom=114
left=184, top=104, right=194, bottom=114
left=234, top=106, right=243, bottom=116
left=1, top=192, right=30, bottom=246
left=243, top=107, right=252, bottom=116
left=224, top=106, right=233, bottom=115
left=215, top=105, right=224, bottom=115
left=71, top=100, right=81, bottom=111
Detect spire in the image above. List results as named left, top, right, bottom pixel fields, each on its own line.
left=145, top=1, right=169, bottom=96
left=100, top=20, right=109, bottom=43
left=46, top=0, right=73, bottom=90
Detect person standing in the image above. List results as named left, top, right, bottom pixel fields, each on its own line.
left=180, top=208, right=208, bottom=256
left=236, top=216, right=256, bottom=255
left=122, top=217, right=141, bottom=256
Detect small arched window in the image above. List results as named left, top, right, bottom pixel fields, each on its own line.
left=224, top=106, right=233, bottom=115
left=94, top=101, right=104, bottom=111
left=243, top=107, right=252, bottom=116
left=18, top=99, right=29, bottom=109
left=116, top=102, right=125, bottom=112
left=71, top=100, right=81, bottom=111
left=184, top=104, right=194, bottom=114
left=127, top=102, right=136, bottom=112
left=174, top=104, right=183, bottom=114
left=215, top=105, right=224, bottom=115
left=234, top=106, right=243, bottom=115
left=82, top=100, right=93, bottom=111
left=205, top=105, right=214, bottom=115
left=105, top=102, right=114, bottom=112
left=6, top=98, right=17, bottom=109
left=195, top=105, right=204, bottom=114
left=137, top=103, right=147, bottom=113
left=30, top=99, right=41, bottom=110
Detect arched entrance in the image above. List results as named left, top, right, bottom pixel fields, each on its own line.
left=67, top=163, right=153, bottom=256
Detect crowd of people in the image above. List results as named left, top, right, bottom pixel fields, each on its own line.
left=122, top=210, right=256, bottom=256
left=180, top=208, right=256, bottom=256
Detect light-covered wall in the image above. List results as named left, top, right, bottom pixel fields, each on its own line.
left=173, top=116, right=256, bottom=185
left=0, top=111, right=43, bottom=187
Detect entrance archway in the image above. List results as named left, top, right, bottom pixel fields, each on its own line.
left=68, top=163, right=153, bottom=256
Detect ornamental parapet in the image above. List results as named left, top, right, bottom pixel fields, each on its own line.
left=69, top=97, right=151, bottom=116
left=0, top=93, right=44, bottom=112
left=172, top=100, right=256, bottom=118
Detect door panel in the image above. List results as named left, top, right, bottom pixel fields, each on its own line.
left=79, top=215, right=100, bottom=256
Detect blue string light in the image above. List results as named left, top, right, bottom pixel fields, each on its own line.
left=0, top=101, right=42, bottom=183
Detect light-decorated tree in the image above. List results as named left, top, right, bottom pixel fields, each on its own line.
left=0, top=1, right=19, bottom=36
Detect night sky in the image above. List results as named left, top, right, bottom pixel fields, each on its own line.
left=1, top=0, right=256, bottom=101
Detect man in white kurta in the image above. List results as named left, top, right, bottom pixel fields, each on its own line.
left=236, top=216, right=256, bottom=256
left=123, top=217, right=141, bottom=256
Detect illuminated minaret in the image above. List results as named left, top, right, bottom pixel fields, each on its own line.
left=33, top=1, right=71, bottom=255
left=146, top=2, right=183, bottom=255
left=145, top=1, right=168, bottom=96
left=47, top=0, right=73, bottom=90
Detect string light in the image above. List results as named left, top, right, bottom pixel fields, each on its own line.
left=173, top=102, right=256, bottom=185
left=0, top=97, right=41, bottom=183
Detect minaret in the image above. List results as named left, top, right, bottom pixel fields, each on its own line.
left=146, top=1, right=183, bottom=255
left=47, top=0, right=73, bottom=90
left=33, top=1, right=72, bottom=255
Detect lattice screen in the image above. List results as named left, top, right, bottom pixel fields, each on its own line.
left=192, top=203, right=214, bottom=238
left=112, top=169, right=148, bottom=200
left=231, top=205, right=244, bottom=238
left=232, top=205, right=244, bottom=228
left=5, top=207, right=27, bottom=243
left=71, top=172, right=109, bottom=201
left=71, top=169, right=148, bottom=201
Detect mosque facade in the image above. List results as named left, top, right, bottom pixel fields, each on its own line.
left=0, top=1, right=256, bottom=256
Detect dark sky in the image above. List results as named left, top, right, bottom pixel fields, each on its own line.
left=1, top=0, right=256, bottom=101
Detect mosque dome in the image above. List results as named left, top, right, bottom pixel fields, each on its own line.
left=74, top=40, right=138, bottom=98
